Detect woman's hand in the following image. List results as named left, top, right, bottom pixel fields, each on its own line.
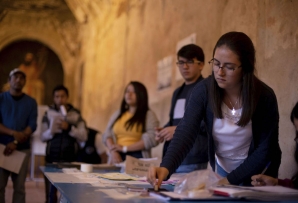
left=147, top=166, right=169, bottom=189
left=110, top=151, right=123, bottom=164
left=251, top=174, right=278, bottom=186
left=109, top=144, right=123, bottom=152
left=217, top=177, right=230, bottom=185
left=155, top=126, right=176, bottom=142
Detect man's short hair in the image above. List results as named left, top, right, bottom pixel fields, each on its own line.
left=177, top=44, right=205, bottom=62
left=52, top=85, right=69, bottom=96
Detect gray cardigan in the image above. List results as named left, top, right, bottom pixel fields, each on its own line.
left=102, top=109, right=159, bottom=158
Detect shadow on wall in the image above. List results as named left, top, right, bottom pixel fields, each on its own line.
left=0, top=40, right=64, bottom=105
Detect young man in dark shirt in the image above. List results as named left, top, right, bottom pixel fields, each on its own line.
left=155, top=44, right=208, bottom=172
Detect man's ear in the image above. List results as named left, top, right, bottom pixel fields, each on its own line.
left=199, top=62, right=205, bottom=70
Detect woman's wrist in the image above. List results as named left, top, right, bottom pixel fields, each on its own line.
left=122, top=146, right=128, bottom=153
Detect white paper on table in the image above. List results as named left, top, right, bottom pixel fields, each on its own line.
left=125, top=155, right=160, bottom=177
left=45, top=172, right=98, bottom=183
left=62, top=168, right=82, bottom=174
left=0, top=144, right=26, bottom=174
left=97, top=172, right=139, bottom=180
left=91, top=178, right=150, bottom=188
left=73, top=173, right=99, bottom=181
left=95, top=188, right=146, bottom=200
left=91, top=179, right=122, bottom=188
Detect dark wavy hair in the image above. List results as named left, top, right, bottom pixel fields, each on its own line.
left=113, top=81, right=149, bottom=132
left=210, top=31, right=260, bottom=126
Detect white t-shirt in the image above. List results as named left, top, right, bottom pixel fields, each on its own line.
left=213, top=103, right=252, bottom=173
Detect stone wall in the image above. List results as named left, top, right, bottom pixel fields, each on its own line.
left=0, top=3, right=83, bottom=106
left=1, top=0, right=297, bottom=179
left=79, top=0, right=298, bottom=178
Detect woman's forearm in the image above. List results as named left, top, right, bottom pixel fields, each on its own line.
left=127, top=140, right=145, bottom=152
left=106, top=138, right=115, bottom=151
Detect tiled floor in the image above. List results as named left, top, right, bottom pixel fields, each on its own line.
left=5, top=179, right=46, bottom=203
left=5, top=155, right=46, bottom=203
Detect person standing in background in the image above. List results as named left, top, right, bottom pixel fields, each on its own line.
left=155, top=44, right=208, bottom=173
left=103, top=81, right=159, bottom=163
left=41, top=85, right=87, bottom=203
left=0, top=68, right=37, bottom=203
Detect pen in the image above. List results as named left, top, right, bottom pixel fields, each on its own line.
left=261, top=161, right=271, bottom=175
left=256, top=161, right=271, bottom=184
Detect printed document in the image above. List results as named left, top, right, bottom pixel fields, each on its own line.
left=0, top=144, right=26, bottom=174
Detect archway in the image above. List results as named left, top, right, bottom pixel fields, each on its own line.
left=0, top=40, right=64, bottom=105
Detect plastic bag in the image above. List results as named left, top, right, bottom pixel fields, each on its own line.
left=174, top=169, right=221, bottom=198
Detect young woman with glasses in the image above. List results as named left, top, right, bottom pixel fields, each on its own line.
left=103, top=81, right=159, bottom=164
left=147, top=31, right=281, bottom=187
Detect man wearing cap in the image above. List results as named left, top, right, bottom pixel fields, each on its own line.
left=155, top=44, right=208, bottom=173
left=0, top=68, right=37, bottom=203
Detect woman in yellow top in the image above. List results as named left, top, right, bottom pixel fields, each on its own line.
left=103, top=81, right=159, bottom=164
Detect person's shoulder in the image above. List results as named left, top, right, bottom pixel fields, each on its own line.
left=108, top=110, right=121, bottom=120
left=256, top=78, right=276, bottom=98
left=0, top=91, right=9, bottom=98
left=67, top=104, right=82, bottom=114
left=0, top=91, right=5, bottom=99
left=173, top=83, right=184, bottom=95
left=146, top=109, right=157, bottom=117
left=193, top=75, right=211, bottom=91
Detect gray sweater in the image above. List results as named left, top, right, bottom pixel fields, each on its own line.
left=102, top=109, right=159, bottom=158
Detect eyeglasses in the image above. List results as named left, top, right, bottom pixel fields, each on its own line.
left=176, top=60, right=201, bottom=67
left=208, top=58, right=241, bottom=75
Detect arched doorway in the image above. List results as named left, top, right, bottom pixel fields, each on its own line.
left=0, top=40, right=64, bottom=105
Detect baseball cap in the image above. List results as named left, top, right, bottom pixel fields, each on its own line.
left=9, top=68, right=26, bottom=78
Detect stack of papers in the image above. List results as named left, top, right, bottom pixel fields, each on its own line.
left=210, top=185, right=298, bottom=201
left=97, top=173, right=140, bottom=181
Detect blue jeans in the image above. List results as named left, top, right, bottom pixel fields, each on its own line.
left=216, top=161, right=229, bottom=178
left=0, top=149, right=30, bottom=203
left=175, top=162, right=208, bottom=173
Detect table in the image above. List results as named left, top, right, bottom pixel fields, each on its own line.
left=41, top=164, right=296, bottom=203
left=41, top=164, right=174, bottom=203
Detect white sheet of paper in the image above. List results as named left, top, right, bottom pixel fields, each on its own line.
left=0, top=144, right=26, bottom=174
left=45, top=172, right=98, bottom=183
left=125, top=155, right=160, bottom=177
left=95, top=189, right=141, bottom=200
left=97, top=172, right=139, bottom=180
left=173, top=99, right=186, bottom=119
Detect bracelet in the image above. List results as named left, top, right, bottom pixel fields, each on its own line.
left=122, top=146, right=127, bottom=153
